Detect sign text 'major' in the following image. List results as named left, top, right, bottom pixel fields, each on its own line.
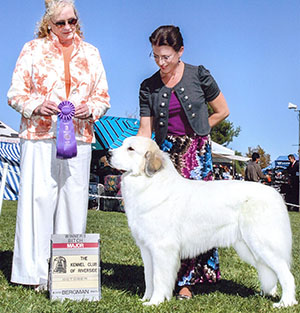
left=52, top=243, right=99, bottom=249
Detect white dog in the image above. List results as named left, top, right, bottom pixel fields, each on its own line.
left=109, top=136, right=297, bottom=308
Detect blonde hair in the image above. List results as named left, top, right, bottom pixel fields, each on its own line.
left=36, top=0, right=83, bottom=39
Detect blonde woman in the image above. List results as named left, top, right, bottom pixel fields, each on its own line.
left=8, top=0, right=110, bottom=290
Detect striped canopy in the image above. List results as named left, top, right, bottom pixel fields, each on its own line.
left=93, top=116, right=140, bottom=150
left=0, top=142, right=20, bottom=200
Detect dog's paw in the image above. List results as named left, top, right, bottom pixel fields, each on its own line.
left=273, top=299, right=298, bottom=308
left=260, top=286, right=277, bottom=298
left=142, top=301, right=163, bottom=306
left=142, top=301, right=154, bottom=306
left=142, top=297, right=164, bottom=306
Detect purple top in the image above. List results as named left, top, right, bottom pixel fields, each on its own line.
left=167, top=92, right=194, bottom=135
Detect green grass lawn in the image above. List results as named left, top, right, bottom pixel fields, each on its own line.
left=0, top=200, right=299, bottom=313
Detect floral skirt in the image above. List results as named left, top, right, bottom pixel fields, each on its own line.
left=161, top=134, right=221, bottom=286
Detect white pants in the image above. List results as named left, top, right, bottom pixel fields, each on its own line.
left=11, top=139, right=91, bottom=285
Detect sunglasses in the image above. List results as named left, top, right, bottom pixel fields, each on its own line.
left=52, top=18, right=78, bottom=28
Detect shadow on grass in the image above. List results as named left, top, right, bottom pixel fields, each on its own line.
left=0, top=254, right=257, bottom=301
left=193, top=279, right=256, bottom=297
left=101, top=261, right=256, bottom=298
left=0, top=250, right=13, bottom=282
left=101, top=262, right=145, bottom=296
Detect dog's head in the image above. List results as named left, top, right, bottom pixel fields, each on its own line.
left=109, top=136, right=164, bottom=177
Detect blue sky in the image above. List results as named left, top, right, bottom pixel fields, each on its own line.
left=1, top=0, right=299, bottom=161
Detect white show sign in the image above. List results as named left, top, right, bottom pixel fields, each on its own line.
left=49, top=233, right=101, bottom=301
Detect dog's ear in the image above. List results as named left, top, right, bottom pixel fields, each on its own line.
left=144, top=151, right=163, bottom=177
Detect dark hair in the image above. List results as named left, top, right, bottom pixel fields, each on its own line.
left=288, top=154, right=295, bottom=160
left=252, top=152, right=260, bottom=161
left=149, top=25, right=183, bottom=52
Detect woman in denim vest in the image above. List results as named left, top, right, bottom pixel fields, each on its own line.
left=137, top=25, right=229, bottom=299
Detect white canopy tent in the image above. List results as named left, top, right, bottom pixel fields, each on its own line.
left=211, top=141, right=250, bottom=163
left=0, top=120, right=19, bottom=143
left=0, top=121, right=20, bottom=211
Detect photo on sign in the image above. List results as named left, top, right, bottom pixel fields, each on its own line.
left=53, top=256, right=67, bottom=274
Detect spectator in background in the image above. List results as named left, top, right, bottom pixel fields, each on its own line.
left=265, top=169, right=273, bottom=185
left=245, top=152, right=267, bottom=182
left=213, top=164, right=222, bottom=180
left=286, top=154, right=299, bottom=211
left=222, top=165, right=232, bottom=180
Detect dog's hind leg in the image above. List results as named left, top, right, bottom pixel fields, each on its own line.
left=256, top=262, right=277, bottom=297
left=233, top=239, right=256, bottom=267
left=143, top=247, right=180, bottom=306
left=269, top=261, right=297, bottom=308
left=139, top=245, right=153, bottom=301
left=240, top=240, right=297, bottom=307
left=234, top=240, right=279, bottom=297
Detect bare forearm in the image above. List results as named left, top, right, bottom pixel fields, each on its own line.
left=137, top=116, right=153, bottom=138
left=208, top=92, right=230, bottom=127
left=208, top=110, right=229, bottom=127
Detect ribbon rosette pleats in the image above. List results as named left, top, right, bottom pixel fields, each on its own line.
left=56, top=101, right=77, bottom=159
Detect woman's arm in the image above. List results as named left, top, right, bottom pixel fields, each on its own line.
left=208, top=92, right=230, bottom=127
left=7, top=42, right=48, bottom=118
left=137, top=116, right=153, bottom=138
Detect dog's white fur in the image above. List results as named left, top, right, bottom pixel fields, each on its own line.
left=110, top=136, right=297, bottom=308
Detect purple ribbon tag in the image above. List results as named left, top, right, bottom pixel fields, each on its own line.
left=56, top=101, right=77, bottom=159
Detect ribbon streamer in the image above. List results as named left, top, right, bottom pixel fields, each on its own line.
left=56, top=101, right=77, bottom=159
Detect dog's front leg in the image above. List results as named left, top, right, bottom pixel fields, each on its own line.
left=143, top=247, right=180, bottom=306
left=139, top=245, right=153, bottom=301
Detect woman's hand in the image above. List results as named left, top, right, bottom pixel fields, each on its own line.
left=75, top=103, right=91, bottom=119
left=33, top=100, right=60, bottom=116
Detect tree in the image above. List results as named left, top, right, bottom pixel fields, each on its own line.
left=246, top=145, right=271, bottom=169
left=233, top=151, right=247, bottom=175
left=208, top=105, right=244, bottom=175
left=208, top=105, right=240, bottom=146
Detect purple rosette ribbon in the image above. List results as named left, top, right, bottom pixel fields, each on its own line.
left=56, top=101, right=77, bottom=159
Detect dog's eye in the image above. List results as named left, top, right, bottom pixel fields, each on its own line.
left=127, top=147, right=135, bottom=151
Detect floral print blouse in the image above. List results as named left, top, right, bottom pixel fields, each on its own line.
left=7, top=32, right=110, bottom=143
